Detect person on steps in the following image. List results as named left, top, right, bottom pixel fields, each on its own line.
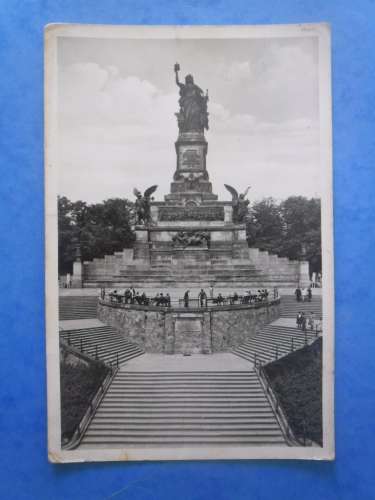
left=296, top=312, right=302, bottom=329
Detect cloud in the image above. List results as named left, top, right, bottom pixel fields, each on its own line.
left=216, top=60, right=252, bottom=83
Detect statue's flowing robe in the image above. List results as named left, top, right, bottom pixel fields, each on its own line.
left=179, top=83, right=206, bottom=132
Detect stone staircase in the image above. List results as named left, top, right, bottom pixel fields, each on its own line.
left=80, top=371, right=286, bottom=447
left=83, top=259, right=299, bottom=288
left=232, top=325, right=318, bottom=365
left=231, top=294, right=322, bottom=364
left=278, top=295, right=322, bottom=318
left=60, top=326, right=144, bottom=366
left=59, top=295, right=98, bottom=320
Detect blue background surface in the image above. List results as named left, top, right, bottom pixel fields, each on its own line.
left=1, top=1, right=374, bottom=499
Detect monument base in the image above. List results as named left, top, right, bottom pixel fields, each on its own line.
left=97, top=299, right=281, bottom=354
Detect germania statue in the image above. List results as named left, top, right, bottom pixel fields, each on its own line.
left=174, top=63, right=209, bottom=133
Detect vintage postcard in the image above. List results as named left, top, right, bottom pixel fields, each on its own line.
left=45, top=23, right=334, bottom=462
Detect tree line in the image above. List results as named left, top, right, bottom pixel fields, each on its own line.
left=246, top=196, right=321, bottom=275
left=58, top=195, right=321, bottom=276
left=58, top=196, right=135, bottom=275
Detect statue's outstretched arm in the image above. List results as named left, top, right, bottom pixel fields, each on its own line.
left=242, top=186, right=251, bottom=197
left=174, top=63, right=183, bottom=88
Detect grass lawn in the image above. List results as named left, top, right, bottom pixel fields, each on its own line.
left=60, top=354, right=110, bottom=443
left=264, top=338, right=322, bottom=445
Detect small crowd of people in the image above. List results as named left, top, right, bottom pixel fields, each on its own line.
left=101, top=286, right=278, bottom=309
left=294, top=286, right=313, bottom=302
left=182, top=287, right=276, bottom=307
left=102, top=287, right=171, bottom=307
left=296, top=311, right=322, bottom=334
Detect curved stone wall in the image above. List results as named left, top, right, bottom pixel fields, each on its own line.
left=97, top=300, right=280, bottom=355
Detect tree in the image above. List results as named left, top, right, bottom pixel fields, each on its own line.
left=247, top=196, right=321, bottom=275
left=279, top=197, right=321, bottom=273
left=58, top=196, right=135, bottom=276
left=247, top=198, right=284, bottom=254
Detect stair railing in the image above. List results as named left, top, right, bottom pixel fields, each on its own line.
left=62, top=363, right=118, bottom=450
left=254, top=361, right=310, bottom=447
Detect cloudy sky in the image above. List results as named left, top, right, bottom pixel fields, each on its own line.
left=57, top=35, right=320, bottom=204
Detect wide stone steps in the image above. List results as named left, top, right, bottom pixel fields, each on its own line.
left=91, top=278, right=297, bottom=288
left=279, top=296, right=322, bottom=318
left=59, top=296, right=98, bottom=320
left=60, top=326, right=144, bottom=366
left=116, top=272, right=264, bottom=279
left=232, top=325, right=317, bottom=364
left=80, top=371, right=286, bottom=447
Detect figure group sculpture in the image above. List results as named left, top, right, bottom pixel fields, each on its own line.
left=224, top=185, right=251, bottom=223
left=174, top=63, right=209, bottom=133
left=172, top=230, right=210, bottom=248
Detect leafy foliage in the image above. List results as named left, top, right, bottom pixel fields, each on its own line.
left=58, top=196, right=135, bottom=275
left=60, top=354, right=109, bottom=442
left=265, top=338, right=322, bottom=446
left=247, top=196, right=321, bottom=274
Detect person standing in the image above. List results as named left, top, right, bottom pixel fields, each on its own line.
left=295, top=287, right=301, bottom=302
left=301, top=312, right=307, bottom=332
left=307, top=286, right=312, bottom=302
left=198, top=288, right=207, bottom=307
left=209, top=284, right=214, bottom=299
left=296, top=312, right=302, bottom=329
left=184, top=289, right=190, bottom=308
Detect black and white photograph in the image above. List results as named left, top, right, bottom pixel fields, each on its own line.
left=45, top=24, right=334, bottom=462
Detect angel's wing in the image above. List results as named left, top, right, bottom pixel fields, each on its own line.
left=242, top=186, right=251, bottom=197
left=224, top=184, right=238, bottom=201
left=144, top=185, right=158, bottom=198
left=133, top=188, right=141, bottom=197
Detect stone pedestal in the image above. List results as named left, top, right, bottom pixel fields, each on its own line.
left=299, top=260, right=310, bottom=287
left=164, top=132, right=218, bottom=206
left=71, top=260, right=82, bottom=288
left=133, top=228, right=150, bottom=262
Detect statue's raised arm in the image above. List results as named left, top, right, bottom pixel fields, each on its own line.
left=174, top=63, right=183, bottom=88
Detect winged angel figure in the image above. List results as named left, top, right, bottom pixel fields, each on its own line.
left=224, top=184, right=251, bottom=223
left=133, top=185, right=158, bottom=225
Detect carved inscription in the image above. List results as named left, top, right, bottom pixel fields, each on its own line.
left=159, top=206, right=224, bottom=221
left=182, top=149, right=201, bottom=168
